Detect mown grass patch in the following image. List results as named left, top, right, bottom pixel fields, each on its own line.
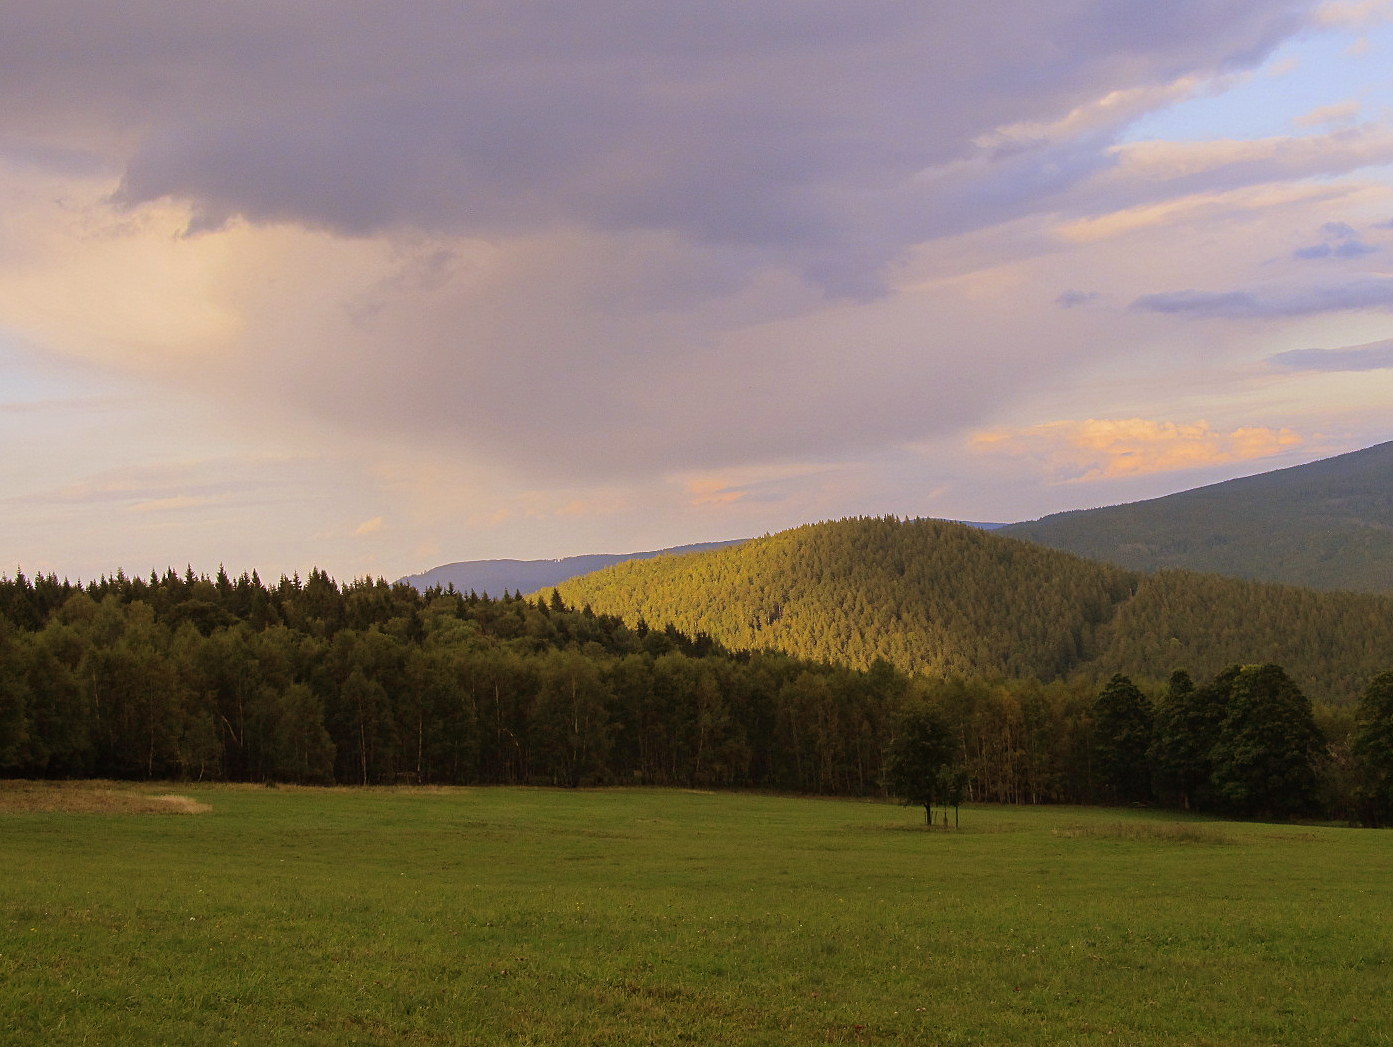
left=1052, top=821, right=1231, bottom=844
left=0, top=780, right=212, bottom=815
left=1, top=787, right=1388, bottom=1046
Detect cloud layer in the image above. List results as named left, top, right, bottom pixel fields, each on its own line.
left=1269, top=337, right=1393, bottom=370
left=5, top=1, right=1393, bottom=576
left=972, top=419, right=1305, bottom=481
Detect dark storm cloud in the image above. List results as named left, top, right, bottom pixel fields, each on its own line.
left=0, top=0, right=1315, bottom=291
left=1268, top=338, right=1393, bottom=372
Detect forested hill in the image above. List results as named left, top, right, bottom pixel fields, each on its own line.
left=552, top=516, right=1393, bottom=705
left=997, top=440, right=1393, bottom=593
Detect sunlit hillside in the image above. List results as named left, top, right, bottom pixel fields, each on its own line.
left=554, top=515, right=1393, bottom=704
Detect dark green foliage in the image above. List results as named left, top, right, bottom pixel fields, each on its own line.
left=1208, top=664, right=1325, bottom=818
left=999, top=440, right=1393, bottom=593
left=1149, top=669, right=1224, bottom=810
left=0, top=566, right=904, bottom=795
left=0, top=623, right=28, bottom=767
left=1092, top=674, right=1153, bottom=803
left=1351, top=670, right=1393, bottom=826
left=882, top=703, right=959, bottom=822
left=0, top=549, right=1377, bottom=820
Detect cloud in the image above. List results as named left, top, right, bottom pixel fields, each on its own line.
left=1293, top=100, right=1362, bottom=128
left=1056, top=290, right=1101, bottom=308
left=1268, top=336, right=1393, bottom=370
left=1130, top=289, right=1262, bottom=317
left=971, top=418, right=1304, bottom=481
left=685, top=480, right=748, bottom=508
left=1316, top=0, right=1393, bottom=27
left=16, top=0, right=1393, bottom=564
left=0, top=2, right=1318, bottom=293
left=1293, top=239, right=1377, bottom=258
left=353, top=516, right=385, bottom=537
left=129, top=495, right=219, bottom=514
left=1132, top=277, right=1393, bottom=317
left=1098, top=124, right=1393, bottom=199
left=1054, top=181, right=1347, bottom=243
left=1290, top=218, right=1380, bottom=259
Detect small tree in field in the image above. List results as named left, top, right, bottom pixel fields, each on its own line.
left=883, top=704, right=962, bottom=825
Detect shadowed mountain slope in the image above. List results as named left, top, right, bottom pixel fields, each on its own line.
left=553, top=516, right=1393, bottom=704
left=998, top=441, right=1393, bottom=593
left=399, top=540, right=746, bottom=596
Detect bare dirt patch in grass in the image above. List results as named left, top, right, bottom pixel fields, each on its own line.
left=0, top=781, right=211, bottom=815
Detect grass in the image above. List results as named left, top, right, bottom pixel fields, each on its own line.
left=2, top=783, right=1390, bottom=1046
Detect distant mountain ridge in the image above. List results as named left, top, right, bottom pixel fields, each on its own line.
left=399, top=540, right=748, bottom=596
left=998, top=440, right=1393, bottom=593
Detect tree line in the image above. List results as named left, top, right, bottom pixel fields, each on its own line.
left=1, top=567, right=1390, bottom=823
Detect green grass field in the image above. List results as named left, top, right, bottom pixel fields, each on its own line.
left=2, top=783, right=1389, bottom=1046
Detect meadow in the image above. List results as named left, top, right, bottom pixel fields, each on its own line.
left=2, top=783, right=1389, bottom=1046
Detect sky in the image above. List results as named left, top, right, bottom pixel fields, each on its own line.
left=4, top=0, right=1393, bottom=583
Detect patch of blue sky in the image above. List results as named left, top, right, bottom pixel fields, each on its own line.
left=1122, top=19, right=1393, bottom=144
left=0, top=335, right=111, bottom=408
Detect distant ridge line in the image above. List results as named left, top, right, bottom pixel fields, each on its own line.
left=399, top=540, right=749, bottom=596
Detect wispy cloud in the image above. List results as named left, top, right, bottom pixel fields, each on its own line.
left=1316, top=0, right=1393, bottom=28
left=1293, top=240, right=1378, bottom=258
left=971, top=418, right=1304, bottom=481
left=1292, top=218, right=1380, bottom=258
left=128, top=495, right=219, bottom=514
left=1293, top=100, right=1362, bottom=128
left=1133, top=277, right=1393, bottom=317
left=1268, top=336, right=1393, bottom=370
left=28, top=457, right=307, bottom=509
left=1055, top=289, right=1100, bottom=308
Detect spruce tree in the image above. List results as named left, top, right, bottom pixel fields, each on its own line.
left=1092, top=673, right=1154, bottom=803
left=1209, top=664, right=1325, bottom=818
left=1149, top=669, right=1225, bottom=811
left=1351, top=670, right=1393, bottom=827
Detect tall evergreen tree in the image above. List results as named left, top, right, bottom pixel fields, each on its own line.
left=1149, top=669, right=1225, bottom=810
left=1092, top=673, right=1153, bottom=803
left=1351, top=670, right=1393, bottom=827
left=1209, top=664, right=1325, bottom=818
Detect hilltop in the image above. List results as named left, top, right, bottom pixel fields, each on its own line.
left=553, top=515, right=1393, bottom=704
left=998, top=441, right=1393, bottom=593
